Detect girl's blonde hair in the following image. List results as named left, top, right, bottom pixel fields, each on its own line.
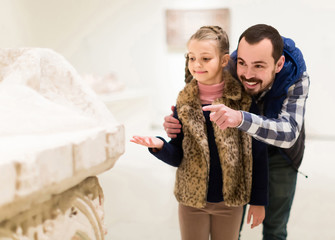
left=185, top=26, right=229, bottom=83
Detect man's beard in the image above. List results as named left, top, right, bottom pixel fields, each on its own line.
left=239, top=75, right=263, bottom=95
left=239, top=70, right=276, bottom=95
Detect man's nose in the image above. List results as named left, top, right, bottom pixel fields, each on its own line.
left=244, top=67, right=255, bottom=79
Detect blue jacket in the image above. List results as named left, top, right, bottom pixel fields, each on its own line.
left=262, top=37, right=306, bottom=118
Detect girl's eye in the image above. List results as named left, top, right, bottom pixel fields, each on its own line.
left=189, top=57, right=195, bottom=61
left=203, top=58, right=211, bottom=61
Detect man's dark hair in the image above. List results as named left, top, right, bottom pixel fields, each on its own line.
left=238, top=24, right=284, bottom=63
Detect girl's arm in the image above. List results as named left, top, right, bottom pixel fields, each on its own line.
left=149, top=107, right=184, bottom=167
left=247, top=137, right=269, bottom=229
left=131, top=107, right=184, bottom=167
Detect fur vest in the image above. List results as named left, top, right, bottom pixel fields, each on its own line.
left=175, top=71, right=253, bottom=208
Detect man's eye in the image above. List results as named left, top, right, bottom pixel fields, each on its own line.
left=189, top=57, right=195, bottom=61
left=255, top=65, right=264, bottom=69
left=237, top=61, right=245, bottom=66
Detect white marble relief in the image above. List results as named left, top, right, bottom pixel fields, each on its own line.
left=0, top=48, right=125, bottom=239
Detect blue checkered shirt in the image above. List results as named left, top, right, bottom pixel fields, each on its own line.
left=238, top=72, right=310, bottom=149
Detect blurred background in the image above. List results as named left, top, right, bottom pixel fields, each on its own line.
left=1, top=0, right=334, bottom=239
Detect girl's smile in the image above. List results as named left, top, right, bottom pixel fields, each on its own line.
left=194, top=70, right=207, bottom=74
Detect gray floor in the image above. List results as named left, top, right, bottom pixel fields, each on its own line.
left=99, top=102, right=335, bottom=239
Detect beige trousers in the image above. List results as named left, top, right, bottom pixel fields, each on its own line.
left=178, top=202, right=243, bottom=240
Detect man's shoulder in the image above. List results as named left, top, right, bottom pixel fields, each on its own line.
left=292, top=71, right=310, bottom=89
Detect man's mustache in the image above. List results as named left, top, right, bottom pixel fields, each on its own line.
left=240, top=75, right=262, bottom=84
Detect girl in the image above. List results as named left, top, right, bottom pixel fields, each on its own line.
left=131, top=26, right=268, bottom=240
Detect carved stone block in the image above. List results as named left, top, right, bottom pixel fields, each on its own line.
left=0, top=48, right=125, bottom=239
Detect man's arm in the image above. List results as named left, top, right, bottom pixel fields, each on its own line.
left=239, top=73, right=309, bottom=148
left=163, top=106, right=181, bottom=138
left=203, top=73, right=310, bottom=148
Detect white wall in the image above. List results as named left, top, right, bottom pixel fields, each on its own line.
left=1, top=0, right=334, bottom=137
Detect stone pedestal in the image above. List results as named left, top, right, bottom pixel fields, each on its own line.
left=1, top=177, right=105, bottom=240
left=0, top=48, right=125, bottom=239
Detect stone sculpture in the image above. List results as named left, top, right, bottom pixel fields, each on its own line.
left=0, top=48, right=125, bottom=239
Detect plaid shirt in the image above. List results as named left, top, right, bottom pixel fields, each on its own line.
left=238, top=72, right=310, bottom=149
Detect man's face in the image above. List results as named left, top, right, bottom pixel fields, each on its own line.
left=236, top=37, right=284, bottom=95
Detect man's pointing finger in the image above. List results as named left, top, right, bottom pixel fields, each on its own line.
left=202, top=104, right=223, bottom=112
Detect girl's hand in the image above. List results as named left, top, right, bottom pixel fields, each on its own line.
left=130, top=136, right=164, bottom=150
left=247, top=205, right=265, bottom=229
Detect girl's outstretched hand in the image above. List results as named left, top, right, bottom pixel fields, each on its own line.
left=130, top=136, right=164, bottom=150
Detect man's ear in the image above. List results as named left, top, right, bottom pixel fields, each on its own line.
left=221, top=54, right=230, bottom=67
left=275, top=55, right=285, bottom=73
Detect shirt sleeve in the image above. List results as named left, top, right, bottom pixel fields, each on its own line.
left=148, top=107, right=184, bottom=167
left=249, top=138, right=269, bottom=206
left=148, top=134, right=183, bottom=167
left=238, top=72, right=310, bottom=148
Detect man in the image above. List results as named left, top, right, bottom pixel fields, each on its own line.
left=163, top=24, right=310, bottom=240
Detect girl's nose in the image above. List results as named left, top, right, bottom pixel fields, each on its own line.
left=195, top=60, right=202, bottom=67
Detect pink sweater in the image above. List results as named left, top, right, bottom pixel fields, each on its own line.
left=197, top=81, right=224, bottom=104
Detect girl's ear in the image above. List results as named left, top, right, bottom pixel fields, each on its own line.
left=221, top=54, right=230, bottom=67
left=275, top=55, right=285, bottom=73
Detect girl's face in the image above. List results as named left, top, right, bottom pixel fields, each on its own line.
left=187, top=39, right=228, bottom=85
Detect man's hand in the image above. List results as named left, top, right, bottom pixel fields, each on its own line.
left=163, top=106, right=181, bottom=138
left=247, top=205, right=265, bottom=229
left=202, top=104, right=243, bottom=130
